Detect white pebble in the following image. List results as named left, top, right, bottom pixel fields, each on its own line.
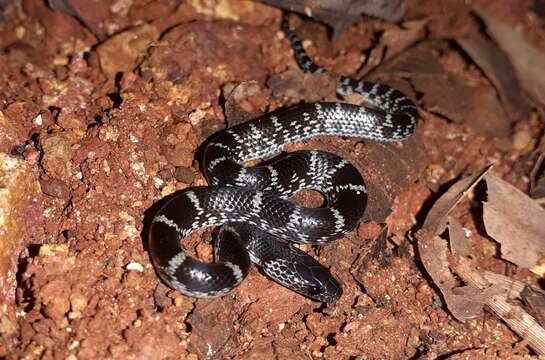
left=126, top=262, right=144, bottom=272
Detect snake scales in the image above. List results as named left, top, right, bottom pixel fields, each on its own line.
left=148, top=13, right=418, bottom=302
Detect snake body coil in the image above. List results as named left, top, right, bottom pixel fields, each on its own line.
left=149, top=14, right=418, bottom=302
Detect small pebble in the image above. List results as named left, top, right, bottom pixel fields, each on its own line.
left=512, top=130, right=535, bottom=154
left=174, top=166, right=196, bottom=183
left=70, top=292, right=88, bottom=313
left=126, top=262, right=144, bottom=272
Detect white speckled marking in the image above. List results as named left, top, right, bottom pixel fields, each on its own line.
left=150, top=12, right=417, bottom=301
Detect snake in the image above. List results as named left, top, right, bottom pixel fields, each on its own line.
left=148, top=13, right=418, bottom=302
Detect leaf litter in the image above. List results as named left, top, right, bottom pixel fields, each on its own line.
left=416, top=165, right=545, bottom=356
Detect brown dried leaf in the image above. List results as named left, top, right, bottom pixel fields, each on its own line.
left=260, top=0, right=406, bottom=33
left=456, top=258, right=545, bottom=357
left=474, top=7, right=545, bottom=106
left=522, top=286, right=545, bottom=329
left=416, top=74, right=511, bottom=137
left=529, top=140, right=545, bottom=199
left=417, top=230, right=483, bottom=321
left=456, top=37, right=531, bottom=121
left=447, top=216, right=472, bottom=258
left=187, top=298, right=237, bottom=357
left=482, top=271, right=526, bottom=299
left=416, top=167, right=492, bottom=321
left=377, top=42, right=511, bottom=138
left=422, top=167, right=492, bottom=234
left=482, top=174, right=545, bottom=269
left=417, top=168, right=545, bottom=353
left=359, top=19, right=427, bottom=77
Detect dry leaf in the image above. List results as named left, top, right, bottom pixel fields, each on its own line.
left=417, top=169, right=545, bottom=355
left=482, top=174, right=545, bottom=269
left=421, top=167, right=491, bottom=233
left=359, top=19, right=427, bottom=77
left=447, top=216, right=472, bottom=257
left=260, top=0, right=406, bottom=33
left=416, top=167, right=491, bottom=321
left=376, top=42, right=511, bottom=138
left=456, top=38, right=531, bottom=121
left=456, top=258, right=545, bottom=357
left=521, top=286, right=545, bottom=329
left=474, top=7, right=545, bottom=106
left=529, top=140, right=545, bottom=199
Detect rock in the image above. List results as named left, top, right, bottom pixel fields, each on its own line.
left=173, top=166, right=196, bottom=184
left=96, top=24, right=161, bottom=82
left=0, top=108, right=26, bottom=154
left=40, top=135, right=73, bottom=181
left=0, top=153, right=42, bottom=301
left=39, top=176, right=70, bottom=199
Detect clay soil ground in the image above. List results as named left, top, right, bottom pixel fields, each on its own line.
left=0, top=0, right=545, bottom=359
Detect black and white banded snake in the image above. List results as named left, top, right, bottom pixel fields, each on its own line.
left=149, top=13, right=418, bottom=302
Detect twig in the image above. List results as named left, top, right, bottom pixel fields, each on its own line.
left=456, top=258, right=545, bottom=358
